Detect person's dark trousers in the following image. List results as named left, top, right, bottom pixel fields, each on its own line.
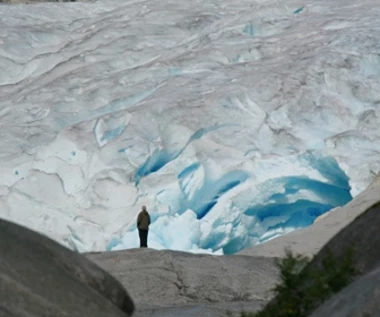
left=139, top=229, right=148, bottom=247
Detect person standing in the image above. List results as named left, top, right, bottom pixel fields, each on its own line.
left=137, top=205, right=151, bottom=248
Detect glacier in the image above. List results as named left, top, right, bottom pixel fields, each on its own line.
left=0, top=0, right=379, bottom=254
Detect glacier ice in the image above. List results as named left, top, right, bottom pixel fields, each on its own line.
left=0, top=0, right=379, bottom=254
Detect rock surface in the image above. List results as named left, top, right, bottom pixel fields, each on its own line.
left=87, top=248, right=279, bottom=316
left=130, top=301, right=263, bottom=317
left=309, top=201, right=380, bottom=276
left=308, top=265, right=380, bottom=317
left=0, top=219, right=134, bottom=317
left=239, top=174, right=380, bottom=258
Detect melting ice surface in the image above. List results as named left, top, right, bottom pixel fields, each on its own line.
left=0, top=0, right=380, bottom=254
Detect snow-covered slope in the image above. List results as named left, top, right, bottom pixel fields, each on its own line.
left=0, top=0, right=379, bottom=254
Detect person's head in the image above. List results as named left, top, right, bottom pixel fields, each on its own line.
left=142, top=205, right=147, bottom=211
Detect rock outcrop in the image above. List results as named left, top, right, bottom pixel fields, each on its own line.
left=308, top=264, right=380, bottom=317
left=299, top=199, right=380, bottom=316
left=87, top=248, right=279, bottom=316
left=308, top=201, right=380, bottom=277
left=0, top=219, right=134, bottom=317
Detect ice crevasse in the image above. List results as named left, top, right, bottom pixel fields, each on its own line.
left=0, top=0, right=379, bottom=254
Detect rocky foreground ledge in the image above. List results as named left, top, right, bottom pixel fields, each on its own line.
left=86, top=248, right=278, bottom=317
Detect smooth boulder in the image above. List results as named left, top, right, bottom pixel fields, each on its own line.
left=0, top=219, right=134, bottom=317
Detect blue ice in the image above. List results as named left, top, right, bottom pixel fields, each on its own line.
left=293, top=7, right=305, bottom=14
left=134, top=125, right=232, bottom=184
left=100, top=125, right=126, bottom=142
left=243, top=23, right=255, bottom=37
left=106, top=237, right=122, bottom=251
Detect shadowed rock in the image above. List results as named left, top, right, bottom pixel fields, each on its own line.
left=0, top=219, right=134, bottom=317
left=309, top=201, right=380, bottom=277
left=297, top=201, right=380, bottom=316
left=308, top=265, right=380, bottom=317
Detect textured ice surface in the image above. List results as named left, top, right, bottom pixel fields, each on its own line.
left=0, top=0, right=379, bottom=254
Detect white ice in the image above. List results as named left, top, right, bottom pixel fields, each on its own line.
left=0, top=0, right=379, bottom=254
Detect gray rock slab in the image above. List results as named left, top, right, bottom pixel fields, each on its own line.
left=87, top=248, right=278, bottom=310
left=132, top=301, right=265, bottom=317
left=0, top=219, right=134, bottom=317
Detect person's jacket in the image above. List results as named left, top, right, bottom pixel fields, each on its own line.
left=137, top=210, right=151, bottom=230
